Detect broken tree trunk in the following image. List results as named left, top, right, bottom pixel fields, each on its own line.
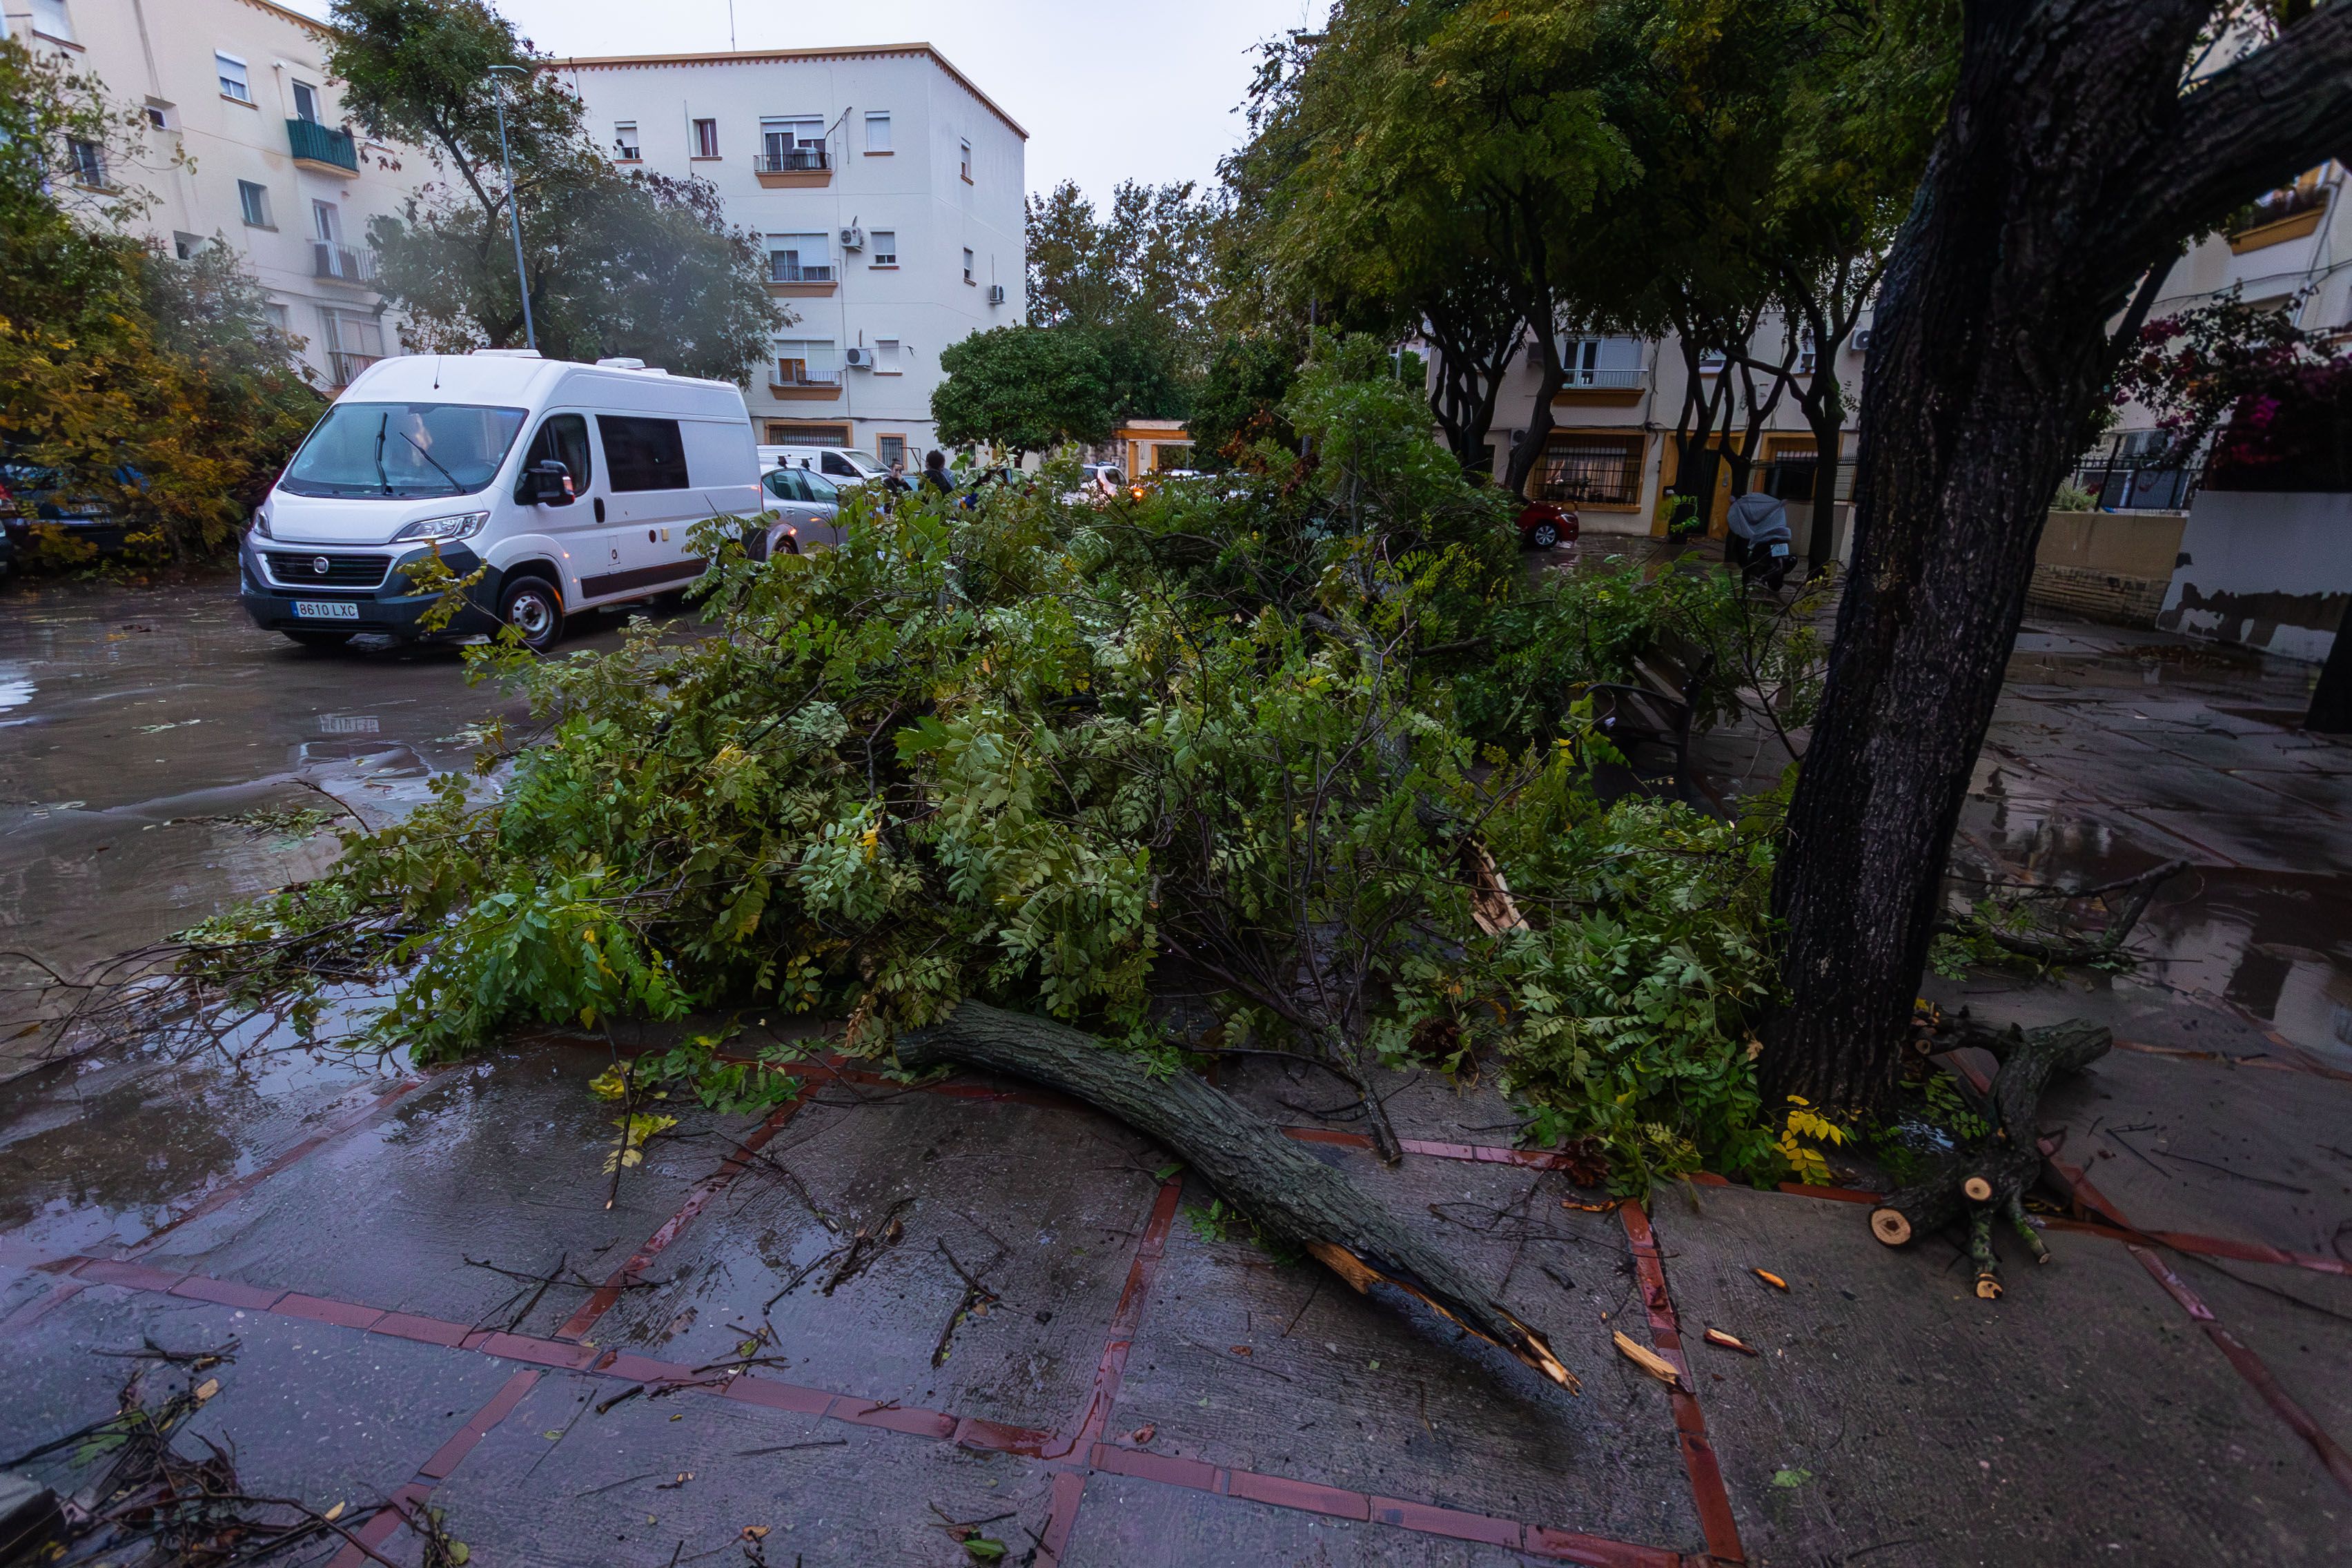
left=1868, top=1018, right=2110, bottom=1298
left=896, top=1000, right=1578, bottom=1392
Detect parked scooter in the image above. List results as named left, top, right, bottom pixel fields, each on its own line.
left=1725, top=488, right=1793, bottom=591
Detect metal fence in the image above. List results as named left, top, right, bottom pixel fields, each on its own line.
left=2067, top=458, right=2203, bottom=511
left=1539, top=439, right=1643, bottom=505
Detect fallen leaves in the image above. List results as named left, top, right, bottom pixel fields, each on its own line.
left=1703, top=1328, right=1758, bottom=1357
left=1753, top=1268, right=1788, bottom=1291
left=193, top=1378, right=219, bottom=1402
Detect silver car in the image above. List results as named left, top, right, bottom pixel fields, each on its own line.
left=758, top=464, right=847, bottom=556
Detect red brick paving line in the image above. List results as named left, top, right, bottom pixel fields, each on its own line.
left=37, top=1253, right=1705, bottom=1565
left=2126, top=1244, right=2352, bottom=1496
left=553, top=1093, right=814, bottom=1340
left=1620, top=1203, right=1747, bottom=1566
left=1939, top=1049, right=2352, bottom=1500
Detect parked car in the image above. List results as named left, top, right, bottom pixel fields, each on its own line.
left=756, top=463, right=845, bottom=555
left=757, top=444, right=890, bottom=487
left=1517, top=500, right=1578, bottom=549
left=239, top=350, right=761, bottom=653
left=0, top=462, right=137, bottom=556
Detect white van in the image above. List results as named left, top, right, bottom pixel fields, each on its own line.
left=240, top=351, right=760, bottom=651
left=757, top=444, right=891, bottom=486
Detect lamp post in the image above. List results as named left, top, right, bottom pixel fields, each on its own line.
left=486, top=63, right=538, bottom=353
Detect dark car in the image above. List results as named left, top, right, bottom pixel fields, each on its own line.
left=1517, top=499, right=1578, bottom=549
left=0, top=462, right=136, bottom=556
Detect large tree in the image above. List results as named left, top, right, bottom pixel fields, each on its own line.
left=932, top=324, right=1116, bottom=459
left=327, top=0, right=777, bottom=379
left=1764, top=0, right=2352, bottom=1110
left=1025, top=179, right=1221, bottom=422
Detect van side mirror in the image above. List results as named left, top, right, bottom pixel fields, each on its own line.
left=528, top=460, right=574, bottom=507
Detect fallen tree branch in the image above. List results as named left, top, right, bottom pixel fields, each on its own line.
left=896, top=1001, right=1578, bottom=1391
left=1870, top=1018, right=2111, bottom=1297
left=1937, top=859, right=2188, bottom=967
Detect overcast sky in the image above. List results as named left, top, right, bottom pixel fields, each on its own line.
left=283, top=0, right=1326, bottom=206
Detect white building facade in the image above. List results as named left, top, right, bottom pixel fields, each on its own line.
left=555, top=45, right=1028, bottom=470
left=5, top=0, right=419, bottom=389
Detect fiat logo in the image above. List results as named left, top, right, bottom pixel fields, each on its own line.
left=313, top=556, right=330, bottom=575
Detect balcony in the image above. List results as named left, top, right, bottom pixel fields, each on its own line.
left=1551, top=364, right=1647, bottom=408
left=286, top=117, right=358, bottom=173
left=767, top=371, right=843, bottom=402
left=2228, top=183, right=2331, bottom=254
left=327, top=351, right=382, bottom=388
left=313, top=242, right=379, bottom=286
left=768, top=261, right=836, bottom=297
left=754, top=146, right=830, bottom=188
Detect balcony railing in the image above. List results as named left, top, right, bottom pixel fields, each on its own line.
left=2237, top=183, right=2330, bottom=231
left=286, top=117, right=358, bottom=171
left=769, top=262, right=834, bottom=284
left=756, top=146, right=830, bottom=174
left=1562, top=366, right=1645, bottom=390
left=313, top=243, right=379, bottom=284
left=328, top=351, right=382, bottom=387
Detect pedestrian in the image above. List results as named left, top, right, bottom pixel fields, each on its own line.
left=1725, top=484, right=1793, bottom=591
left=921, top=449, right=953, bottom=496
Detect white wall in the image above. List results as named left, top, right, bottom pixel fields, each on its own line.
left=2159, top=490, right=2352, bottom=664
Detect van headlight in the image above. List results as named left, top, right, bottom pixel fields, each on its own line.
left=251, top=511, right=273, bottom=540
left=393, top=511, right=489, bottom=543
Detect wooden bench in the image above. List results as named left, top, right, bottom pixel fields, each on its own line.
left=1581, top=631, right=1712, bottom=804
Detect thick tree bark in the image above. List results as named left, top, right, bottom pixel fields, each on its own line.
left=896, top=1001, right=1578, bottom=1391
left=1763, top=0, right=2352, bottom=1114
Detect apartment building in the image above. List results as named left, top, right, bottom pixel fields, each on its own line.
left=1457, top=322, right=1856, bottom=543
left=4, top=0, right=418, bottom=389
left=554, top=46, right=1027, bottom=469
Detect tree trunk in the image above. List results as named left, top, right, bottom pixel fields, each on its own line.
left=1503, top=314, right=1567, bottom=498
left=2307, top=603, right=2352, bottom=733
left=1762, top=0, right=2352, bottom=1115
left=896, top=1001, right=1578, bottom=1391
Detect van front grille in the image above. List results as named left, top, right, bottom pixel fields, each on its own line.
left=264, top=551, right=391, bottom=590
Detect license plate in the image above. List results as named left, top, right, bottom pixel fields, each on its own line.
left=293, top=600, right=360, bottom=621
left=1768, top=542, right=1790, bottom=557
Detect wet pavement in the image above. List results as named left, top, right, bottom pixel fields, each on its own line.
left=1, top=578, right=2349, bottom=1565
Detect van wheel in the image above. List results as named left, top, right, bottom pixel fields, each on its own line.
left=280, top=629, right=355, bottom=649
left=498, top=574, right=565, bottom=652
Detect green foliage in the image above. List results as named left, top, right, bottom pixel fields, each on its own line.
left=0, top=39, right=322, bottom=562
left=1185, top=336, right=1300, bottom=469
left=188, top=337, right=1827, bottom=1191
left=1025, top=179, right=1222, bottom=420
left=329, top=0, right=778, bottom=375
left=932, top=325, right=1117, bottom=458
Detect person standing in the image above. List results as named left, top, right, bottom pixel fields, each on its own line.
left=921, top=449, right=954, bottom=496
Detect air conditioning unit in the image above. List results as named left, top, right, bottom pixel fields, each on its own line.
left=843, top=345, right=873, bottom=369
left=1850, top=326, right=1873, bottom=352
left=986, top=284, right=1006, bottom=305
left=839, top=226, right=865, bottom=250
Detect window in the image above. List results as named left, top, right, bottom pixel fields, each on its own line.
left=1794, top=330, right=1817, bottom=378
left=173, top=232, right=204, bottom=260
left=144, top=100, right=171, bottom=130
left=767, top=422, right=850, bottom=446
left=820, top=451, right=861, bottom=479
left=312, top=199, right=342, bottom=244
left=282, top=400, right=527, bottom=497
left=877, top=434, right=906, bottom=471
left=1562, top=335, right=1643, bottom=389
left=317, top=308, right=383, bottom=384
left=263, top=302, right=291, bottom=336
left=865, top=111, right=891, bottom=153
left=875, top=338, right=902, bottom=375
left=773, top=339, right=836, bottom=386
left=692, top=118, right=719, bottom=159
left=959, top=138, right=972, bottom=182
left=870, top=229, right=896, bottom=266
left=613, top=122, right=639, bottom=160
left=217, top=52, right=251, bottom=103
left=758, top=116, right=825, bottom=173
left=66, top=137, right=105, bottom=187
left=767, top=233, right=832, bottom=284
left=30, top=0, right=75, bottom=41
left=291, top=81, right=320, bottom=123
left=237, top=180, right=271, bottom=228
left=515, top=413, right=593, bottom=503
left=600, top=415, right=692, bottom=492
left=1541, top=434, right=1645, bottom=507
left=962, top=248, right=974, bottom=284
left=1696, top=347, right=1727, bottom=375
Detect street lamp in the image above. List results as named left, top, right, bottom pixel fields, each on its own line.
left=486, top=63, right=538, bottom=353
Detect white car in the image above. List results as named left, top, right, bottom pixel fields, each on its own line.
left=757, top=444, right=891, bottom=487
left=242, top=350, right=761, bottom=652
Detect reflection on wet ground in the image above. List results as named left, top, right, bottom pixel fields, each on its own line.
left=1961, top=617, right=2352, bottom=1070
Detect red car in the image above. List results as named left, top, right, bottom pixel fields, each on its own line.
left=1517, top=500, right=1578, bottom=549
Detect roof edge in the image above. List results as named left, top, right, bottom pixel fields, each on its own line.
left=550, top=43, right=1028, bottom=141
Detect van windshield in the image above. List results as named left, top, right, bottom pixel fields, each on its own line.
left=280, top=402, right=529, bottom=499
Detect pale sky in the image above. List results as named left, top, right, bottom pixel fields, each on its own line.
left=281, top=0, right=1326, bottom=206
